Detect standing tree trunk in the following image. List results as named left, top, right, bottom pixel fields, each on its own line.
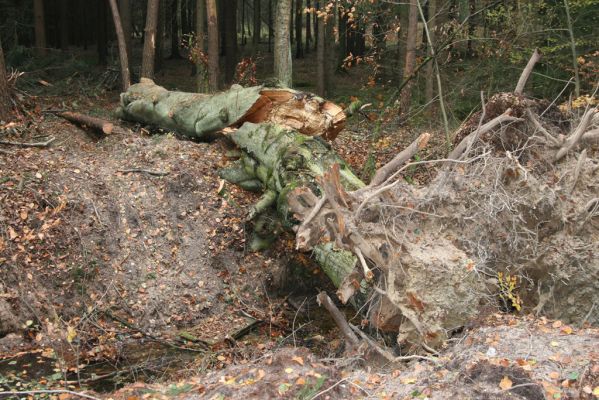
left=305, top=0, right=311, bottom=52
left=268, top=0, right=273, bottom=52
left=196, top=0, right=208, bottom=92
left=170, top=0, right=183, bottom=58
left=119, top=0, right=133, bottom=76
left=59, top=0, right=69, bottom=50
left=108, top=0, right=131, bottom=91
left=33, top=0, right=47, bottom=56
left=316, top=13, right=325, bottom=96
left=206, top=0, right=219, bottom=91
left=141, top=0, right=160, bottom=78
left=397, top=2, right=409, bottom=81
left=398, top=0, right=418, bottom=116
left=424, top=0, right=437, bottom=107
left=295, top=0, right=303, bottom=58
left=252, top=0, right=261, bottom=50
left=313, top=1, right=318, bottom=51
left=155, top=0, right=166, bottom=72
left=0, top=33, right=11, bottom=122
left=274, top=0, right=292, bottom=87
left=97, top=0, right=108, bottom=65
left=289, top=0, right=294, bottom=45
left=223, top=0, right=238, bottom=84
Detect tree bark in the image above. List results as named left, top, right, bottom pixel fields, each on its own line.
left=223, top=0, right=238, bottom=84
left=206, top=0, right=219, bottom=91
left=0, top=32, right=11, bottom=122
left=108, top=0, right=131, bottom=91
left=398, top=0, right=418, bottom=116
left=424, top=0, right=437, bottom=107
left=316, top=14, right=325, bottom=96
left=305, top=0, right=311, bottom=52
left=252, top=0, right=261, bottom=49
left=155, top=0, right=166, bottom=72
left=119, top=0, right=133, bottom=75
left=196, top=0, right=208, bottom=92
left=33, top=0, right=47, bottom=56
left=274, top=0, right=292, bottom=87
left=295, top=0, right=303, bottom=58
left=397, top=2, right=409, bottom=80
left=170, top=0, right=183, bottom=58
left=141, top=0, right=160, bottom=79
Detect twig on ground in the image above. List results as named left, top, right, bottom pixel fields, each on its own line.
left=354, top=247, right=374, bottom=281
left=117, top=168, right=170, bottom=176
left=370, top=132, right=431, bottom=186
left=309, top=378, right=349, bottom=400
left=0, top=149, right=12, bottom=155
left=0, top=137, right=56, bottom=147
left=316, top=291, right=360, bottom=347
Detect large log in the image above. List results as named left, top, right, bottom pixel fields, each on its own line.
left=116, top=79, right=346, bottom=140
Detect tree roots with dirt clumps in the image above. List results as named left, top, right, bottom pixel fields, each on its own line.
left=116, top=52, right=598, bottom=353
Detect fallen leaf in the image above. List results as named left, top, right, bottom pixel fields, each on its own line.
left=552, top=320, right=562, bottom=328
left=256, top=369, right=266, bottom=381
left=291, top=356, right=304, bottom=366
left=560, top=326, right=573, bottom=335
left=284, top=367, right=294, bottom=374
left=295, top=377, right=306, bottom=385
left=549, top=371, right=560, bottom=380
left=66, top=326, right=77, bottom=343
left=499, top=376, right=513, bottom=390
left=400, top=377, right=416, bottom=385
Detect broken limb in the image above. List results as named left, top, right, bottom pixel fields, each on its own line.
left=56, top=111, right=130, bottom=135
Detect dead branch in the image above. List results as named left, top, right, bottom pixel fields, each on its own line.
left=555, top=107, right=597, bottom=161
left=0, top=149, right=12, bottom=155
left=118, top=168, right=170, bottom=176
left=582, top=128, right=599, bottom=144
left=514, top=49, right=541, bottom=95
left=448, top=112, right=523, bottom=160
left=370, top=132, right=431, bottom=186
left=56, top=111, right=130, bottom=136
left=0, top=136, right=56, bottom=147
left=526, top=108, right=561, bottom=146
left=317, top=291, right=360, bottom=348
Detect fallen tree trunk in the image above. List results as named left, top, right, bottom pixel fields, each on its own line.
left=116, top=79, right=346, bottom=140
left=56, top=111, right=130, bottom=135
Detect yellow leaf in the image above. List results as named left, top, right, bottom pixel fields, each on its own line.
left=291, top=356, right=304, bottom=366
left=592, top=386, right=599, bottom=396
left=560, top=326, right=573, bottom=335
left=400, top=377, right=416, bottom=384
left=284, top=367, right=294, bottom=374
left=499, top=376, right=513, bottom=390
left=66, top=326, right=77, bottom=343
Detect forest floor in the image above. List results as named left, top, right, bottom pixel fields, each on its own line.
left=0, top=55, right=598, bottom=399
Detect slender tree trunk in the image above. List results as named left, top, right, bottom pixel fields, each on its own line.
left=156, top=0, right=165, bottom=71
left=316, top=14, right=325, bottom=96
left=170, top=0, right=183, bottom=58
left=398, top=0, right=418, bottom=116
left=196, top=0, right=208, bottom=92
left=59, top=0, right=69, bottom=50
left=33, top=0, right=46, bottom=56
left=337, top=7, right=346, bottom=64
left=313, top=2, right=318, bottom=51
left=206, top=0, right=219, bottom=91
left=119, top=0, right=133, bottom=74
left=97, top=0, right=108, bottom=65
left=252, top=0, right=261, bottom=49
left=223, top=0, right=238, bottom=84
left=268, top=0, right=273, bottom=52
left=289, top=0, right=294, bottom=44
left=241, top=0, right=246, bottom=46
left=563, top=0, right=581, bottom=97
left=295, top=0, right=303, bottom=58
left=305, top=0, right=311, bottom=52
left=425, top=0, right=437, bottom=106
left=274, top=0, right=292, bottom=87
left=141, top=0, right=160, bottom=78
left=324, top=10, right=335, bottom=95
left=0, top=33, right=11, bottom=121
left=108, top=0, right=131, bottom=91
left=397, top=3, right=409, bottom=79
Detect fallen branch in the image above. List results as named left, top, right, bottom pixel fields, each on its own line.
left=527, top=108, right=561, bottom=146
left=117, top=168, right=170, bottom=176
left=0, top=390, right=100, bottom=400
left=0, top=137, right=55, bottom=147
left=56, top=111, right=130, bottom=135
left=582, top=128, right=599, bottom=144
left=570, top=149, right=587, bottom=194
left=316, top=291, right=360, bottom=348
left=369, top=132, right=431, bottom=186
left=514, top=49, right=541, bottom=95
left=0, top=149, right=12, bottom=155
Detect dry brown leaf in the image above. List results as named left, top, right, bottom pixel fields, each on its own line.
left=499, top=376, right=513, bottom=390
left=291, top=356, right=304, bottom=366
